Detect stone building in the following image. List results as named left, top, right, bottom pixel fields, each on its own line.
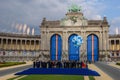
left=0, top=32, right=41, bottom=61
left=109, top=34, right=120, bottom=61
left=40, top=6, right=109, bottom=62
left=0, top=5, right=120, bottom=62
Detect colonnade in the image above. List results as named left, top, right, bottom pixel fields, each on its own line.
left=109, top=38, right=120, bottom=60
left=109, top=39, right=120, bottom=51
left=0, top=38, right=40, bottom=50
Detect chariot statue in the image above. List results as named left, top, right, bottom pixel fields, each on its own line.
left=68, top=4, right=81, bottom=12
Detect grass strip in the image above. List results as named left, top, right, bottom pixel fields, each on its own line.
left=0, top=62, right=26, bottom=68
left=19, top=75, right=84, bottom=80
left=89, top=76, right=95, bottom=80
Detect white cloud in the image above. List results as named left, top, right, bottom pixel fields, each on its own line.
left=0, top=0, right=107, bottom=34
left=110, top=17, right=120, bottom=34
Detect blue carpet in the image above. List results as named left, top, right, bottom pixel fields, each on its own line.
left=15, top=68, right=100, bottom=76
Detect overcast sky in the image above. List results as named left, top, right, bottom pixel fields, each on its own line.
left=0, top=0, right=120, bottom=35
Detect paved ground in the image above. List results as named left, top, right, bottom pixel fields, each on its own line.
left=1, top=61, right=119, bottom=80
left=88, top=63, right=113, bottom=80
left=95, top=62, right=120, bottom=80
left=0, top=62, right=32, bottom=80
left=108, top=62, right=120, bottom=69
left=0, top=65, right=32, bottom=77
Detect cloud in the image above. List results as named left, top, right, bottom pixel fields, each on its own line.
left=110, top=17, right=120, bottom=34
left=0, top=0, right=108, bottom=34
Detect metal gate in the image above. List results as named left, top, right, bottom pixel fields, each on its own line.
left=87, top=34, right=99, bottom=62
left=50, top=34, right=62, bottom=61
left=68, top=34, right=80, bottom=61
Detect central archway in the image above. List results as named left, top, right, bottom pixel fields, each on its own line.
left=68, top=34, right=80, bottom=61
left=50, top=34, right=62, bottom=61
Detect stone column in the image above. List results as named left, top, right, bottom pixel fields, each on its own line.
left=109, top=40, right=111, bottom=51
left=6, top=39, right=8, bottom=50
left=102, top=31, right=106, bottom=52
left=30, top=40, right=31, bottom=50
left=99, top=31, right=103, bottom=60
left=0, top=38, right=1, bottom=49
left=81, top=31, right=84, bottom=54
left=11, top=39, right=13, bottom=50
left=25, top=40, right=26, bottom=50
left=62, top=31, right=68, bottom=60
left=41, top=32, right=45, bottom=51
left=84, top=37, right=87, bottom=61
left=15, top=39, right=17, bottom=50
left=65, top=31, right=68, bottom=52
left=1, top=38, right=3, bottom=49
left=99, top=31, right=102, bottom=51
left=83, top=31, right=86, bottom=53
left=10, top=39, right=12, bottom=50
left=106, top=31, right=109, bottom=60
left=103, top=31, right=106, bottom=51
left=47, top=32, right=50, bottom=51
left=20, top=40, right=22, bottom=50
left=106, top=31, right=109, bottom=51
left=119, top=39, right=120, bottom=50
left=117, top=40, right=119, bottom=50
left=21, top=40, right=23, bottom=50
left=81, top=31, right=86, bottom=61
left=39, top=40, right=41, bottom=50
left=31, top=40, right=33, bottom=50
left=46, top=31, right=49, bottom=50
left=62, top=31, right=66, bottom=51
left=37, top=40, right=39, bottom=50
left=114, top=39, right=116, bottom=51
left=34, top=40, right=36, bottom=50
left=65, top=31, right=69, bottom=60
left=118, top=40, right=119, bottom=51
left=47, top=33, right=51, bottom=60
left=17, top=40, right=19, bottom=50
left=7, top=39, right=9, bottom=50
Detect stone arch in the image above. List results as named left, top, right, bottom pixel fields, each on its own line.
left=67, top=33, right=79, bottom=42
left=86, top=33, right=99, bottom=38
left=87, top=34, right=99, bottom=62
left=50, top=34, right=62, bottom=61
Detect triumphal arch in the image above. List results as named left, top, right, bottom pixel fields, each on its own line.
left=40, top=5, right=109, bottom=62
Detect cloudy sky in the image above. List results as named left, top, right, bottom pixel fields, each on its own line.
left=0, top=0, right=120, bottom=35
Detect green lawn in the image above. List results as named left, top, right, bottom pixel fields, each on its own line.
left=116, top=63, right=120, bottom=66
left=19, top=75, right=84, bottom=80
left=0, top=62, right=26, bottom=68
left=89, top=76, right=95, bottom=80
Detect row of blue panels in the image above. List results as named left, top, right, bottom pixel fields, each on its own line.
left=50, top=34, right=99, bottom=62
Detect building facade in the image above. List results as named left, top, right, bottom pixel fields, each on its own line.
left=0, top=5, right=120, bottom=62
left=40, top=9, right=109, bottom=62
left=0, top=32, right=41, bottom=61
left=109, top=34, right=120, bottom=61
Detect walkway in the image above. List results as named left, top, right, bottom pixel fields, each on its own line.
left=0, top=61, right=32, bottom=80
left=88, top=63, right=113, bottom=80
left=94, top=62, right=120, bottom=80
